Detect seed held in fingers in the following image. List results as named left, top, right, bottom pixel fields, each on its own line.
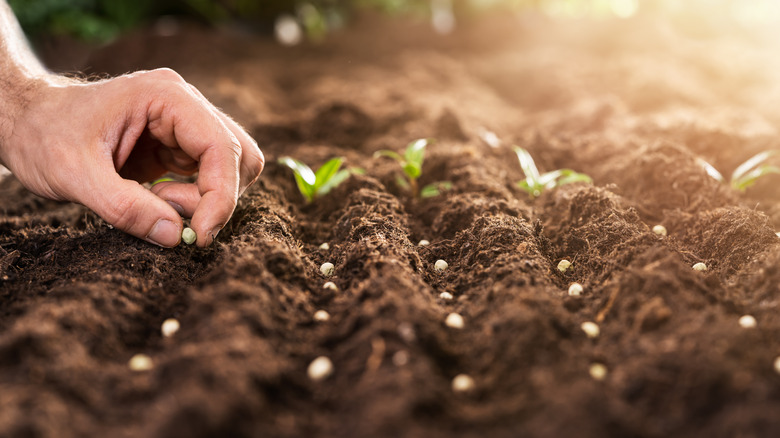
left=568, top=282, right=583, bottom=296
left=128, top=354, right=153, bottom=372
left=161, top=318, right=180, bottom=337
left=307, top=356, right=333, bottom=381
left=652, top=225, right=667, bottom=236
left=434, top=259, right=448, bottom=272
left=558, top=259, right=571, bottom=273
left=445, top=312, right=464, bottom=329
left=692, top=262, right=708, bottom=271
left=320, top=262, right=335, bottom=276
left=452, top=374, right=475, bottom=393
left=181, top=227, right=196, bottom=245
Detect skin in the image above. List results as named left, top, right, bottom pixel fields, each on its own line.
left=0, top=1, right=264, bottom=247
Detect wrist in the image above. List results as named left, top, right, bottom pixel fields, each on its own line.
left=0, top=71, right=58, bottom=165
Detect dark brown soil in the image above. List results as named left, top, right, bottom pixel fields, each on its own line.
left=4, top=12, right=780, bottom=438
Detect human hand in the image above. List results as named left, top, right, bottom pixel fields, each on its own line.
left=0, top=68, right=264, bottom=247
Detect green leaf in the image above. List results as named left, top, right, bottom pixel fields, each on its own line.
left=395, top=175, right=410, bottom=189
left=317, top=169, right=351, bottom=196
left=313, top=157, right=344, bottom=191
left=420, top=181, right=453, bottom=198
left=279, top=157, right=316, bottom=202
left=555, top=169, right=593, bottom=186
left=403, top=162, right=421, bottom=180
left=696, top=157, right=725, bottom=183
left=732, top=164, right=780, bottom=192
left=403, top=138, right=429, bottom=173
left=514, top=147, right=542, bottom=188
left=731, top=151, right=778, bottom=183
left=373, top=150, right=405, bottom=163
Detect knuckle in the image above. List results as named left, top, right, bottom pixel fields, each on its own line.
left=149, top=68, right=185, bottom=83
left=104, top=190, right=142, bottom=231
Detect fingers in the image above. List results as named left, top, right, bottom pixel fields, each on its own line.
left=151, top=180, right=200, bottom=217
left=82, top=172, right=183, bottom=247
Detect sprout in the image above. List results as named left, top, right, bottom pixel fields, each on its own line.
left=319, top=242, right=330, bottom=250
left=568, top=282, right=583, bottom=296
left=558, top=259, right=572, bottom=273
left=307, top=356, right=334, bottom=381
left=374, top=138, right=452, bottom=198
left=128, top=354, right=153, bottom=372
left=313, top=310, right=331, bottom=322
left=418, top=239, right=430, bottom=246
left=589, top=363, right=607, bottom=381
left=738, top=315, right=757, bottom=328
left=692, top=262, right=708, bottom=272
left=439, top=292, right=453, bottom=300
left=514, top=147, right=592, bottom=198
left=434, top=259, right=449, bottom=272
left=279, top=156, right=355, bottom=203
left=320, top=262, right=335, bottom=276
left=581, top=321, right=600, bottom=339
left=652, top=225, right=667, bottom=236
left=181, top=227, right=196, bottom=245
left=698, top=151, right=780, bottom=192
left=445, top=312, right=464, bottom=329
left=451, top=374, right=475, bottom=393
left=322, top=281, right=338, bottom=292
left=161, top=318, right=180, bottom=338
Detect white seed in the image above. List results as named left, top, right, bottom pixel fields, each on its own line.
left=319, top=242, right=330, bottom=250
left=392, top=350, right=409, bottom=366
left=313, top=310, right=331, bottom=322
left=439, top=292, right=454, bottom=300
left=161, top=318, right=180, bottom=338
left=568, top=282, right=584, bottom=296
left=652, top=225, right=667, bottom=237
left=589, top=363, right=607, bottom=381
left=418, top=240, right=430, bottom=246
left=434, top=259, right=449, bottom=272
left=774, top=356, right=780, bottom=374
left=398, top=322, right=416, bottom=342
left=558, top=259, right=572, bottom=273
left=445, top=312, right=464, bottom=329
left=128, top=354, right=153, bottom=372
left=320, top=262, right=335, bottom=276
left=776, top=232, right=780, bottom=238
left=692, top=262, right=708, bottom=271
left=322, top=281, right=338, bottom=292
left=181, top=227, right=196, bottom=245
left=452, top=374, right=475, bottom=392
left=738, top=315, right=757, bottom=329
left=581, top=321, right=600, bottom=339
left=307, top=356, right=333, bottom=381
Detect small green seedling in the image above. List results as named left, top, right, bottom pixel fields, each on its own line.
left=279, top=157, right=356, bottom=203
left=374, top=138, right=452, bottom=198
left=698, top=151, right=780, bottom=192
left=514, top=147, right=592, bottom=198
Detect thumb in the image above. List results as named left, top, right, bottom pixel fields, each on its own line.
left=81, top=172, right=183, bottom=247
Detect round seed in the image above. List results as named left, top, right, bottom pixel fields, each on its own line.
left=320, top=262, right=335, bottom=276
left=322, top=281, right=338, bottom=292
left=439, top=292, right=453, bottom=300
left=692, top=262, right=708, bottom=271
left=314, top=310, right=331, bottom=322
left=319, top=242, right=330, bottom=250
left=652, top=225, right=667, bottom=236
left=307, top=356, right=333, bottom=381
left=568, top=282, right=584, bottom=296
left=161, top=318, right=180, bottom=338
left=445, top=312, right=464, bottom=329
left=581, top=321, right=600, bottom=338
left=392, top=350, right=409, bottom=367
left=589, top=363, right=607, bottom=381
left=418, top=240, right=430, bottom=246
left=452, top=374, right=475, bottom=393
left=558, top=259, right=572, bottom=273
left=128, top=354, right=153, bottom=372
left=738, top=315, right=757, bottom=329
left=181, top=227, right=196, bottom=245
left=434, top=259, right=448, bottom=272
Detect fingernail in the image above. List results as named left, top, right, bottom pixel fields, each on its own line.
left=147, top=219, right=181, bottom=247
left=167, top=201, right=185, bottom=216
left=208, top=227, right=221, bottom=245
